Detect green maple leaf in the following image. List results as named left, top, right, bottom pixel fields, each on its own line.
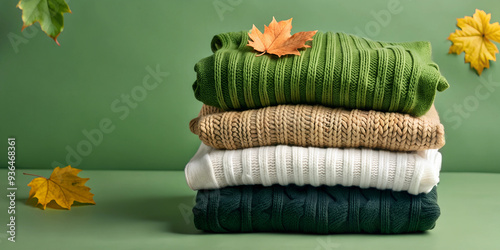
left=17, top=0, right=71, bottom=45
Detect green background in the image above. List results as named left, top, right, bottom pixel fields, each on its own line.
left=1, top=0, right=499, bottom=172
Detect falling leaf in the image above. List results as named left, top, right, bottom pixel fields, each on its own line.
left=17, top=0, right=72, bottom=45
left=248, top=17, right=317, bottom=57
left=25, top=166, right=95, bottom=210
left=448, top=9, right=500, bottom=75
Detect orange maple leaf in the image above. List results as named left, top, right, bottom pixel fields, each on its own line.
left=248, top=17, right=317, bottom=57
left=25, top=166, right=95, bottom=210
left=448, top=9, right=500, bottom=75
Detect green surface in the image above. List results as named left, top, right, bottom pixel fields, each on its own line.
left=0, top=0, right=500, bottom=172
left=0, top=170, right=499, bottom=249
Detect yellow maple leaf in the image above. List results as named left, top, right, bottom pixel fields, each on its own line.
left=448, top=9, right=500, bottom=75
left=25, top=166, right=95, bottom=210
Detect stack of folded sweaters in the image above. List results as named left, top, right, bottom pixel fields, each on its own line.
left=185, top=31, right=448, bottom=234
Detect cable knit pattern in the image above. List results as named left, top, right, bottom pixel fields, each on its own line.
left=193, top=31, right=449, bottom=116
left=190, top=104, right=445, bottom=151
left=185, top=143, right=441, bottom=195
left=193, top=185, right=440, bottom=233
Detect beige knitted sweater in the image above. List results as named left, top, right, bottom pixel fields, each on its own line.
left=190, top=104, right=445, bottom=151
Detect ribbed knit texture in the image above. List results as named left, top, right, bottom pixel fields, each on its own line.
left=190, top=104, right=445, bottom=151
left=185, top=143, right=441, bottom=195
left=193, top=185, right=440, bottom=233
left=193, top=31, right=449, bottom=116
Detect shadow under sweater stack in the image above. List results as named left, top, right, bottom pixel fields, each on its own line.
left=186, top=31, right=448, bottom=233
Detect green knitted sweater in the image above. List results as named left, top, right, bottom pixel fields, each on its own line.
left=193, top=31, right=449, bottom=116
left=193, top=185, right=440, bottom=234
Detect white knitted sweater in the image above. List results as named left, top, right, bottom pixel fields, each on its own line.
left=185, top=143, right=441, bottom=195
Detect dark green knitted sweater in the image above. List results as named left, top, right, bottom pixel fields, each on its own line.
left=193, top=185, right=440, bottom=234
left=193, top=31, right=449, bottom=116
